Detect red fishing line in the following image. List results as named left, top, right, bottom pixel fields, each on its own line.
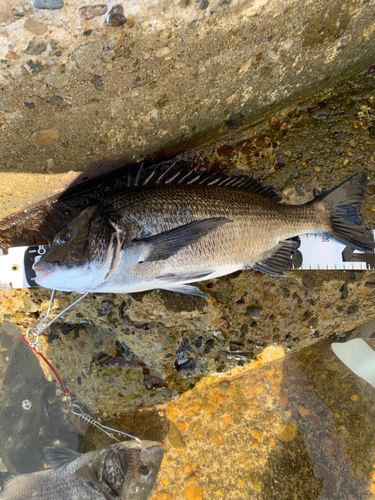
left=22, top=335, right=70, bottom=394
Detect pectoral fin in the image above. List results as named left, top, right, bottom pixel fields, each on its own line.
left=44, top=447, right=81, bottom=468
left=75, top=464, right=117, bottom=500
left=134, top=217, right=231, bottom=262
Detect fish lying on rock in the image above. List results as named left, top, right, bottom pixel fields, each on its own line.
left=33, top=168, right=374, bottom=296
left=0, top=440, right=165, bottom=500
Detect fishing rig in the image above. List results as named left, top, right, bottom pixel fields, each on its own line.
left=21, top=286, right=146, bottom=448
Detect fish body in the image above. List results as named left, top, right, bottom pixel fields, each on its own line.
left=34, top=170, right=374, bottom=296
left=0, top=440, right=165, bottom=500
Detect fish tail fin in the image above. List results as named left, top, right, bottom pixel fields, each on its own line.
left=313, top=172, right=374, bottom=252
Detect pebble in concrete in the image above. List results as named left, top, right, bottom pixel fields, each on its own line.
left=32, top=129, right=61, bottom=146
left=34, top=0, right=63, bottom=8
left=24, top=18, right=47, bottom=35
left=72, top=42, right=103, bottom=70
left=79, top=4, right=107, bottom=20
left=44, top=73, right=69, bottom=88
left=12, top=2, right=34, bottom=16
left=108, top=4, right=126, bottom=27
left=24, top=40, right=47, bottom=55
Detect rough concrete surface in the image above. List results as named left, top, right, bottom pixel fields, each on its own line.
left=0, top=0, right=375, bottom=216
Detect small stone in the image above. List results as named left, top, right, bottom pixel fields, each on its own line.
left=144, top=374, right=165, bottom=390
left=72, top=42, right=103, bottom=70
left=47, top=95, right=63, bottom=103
left=126, top=17, right=135, bottom=28
left=217, top=144, right=233, bottom=156
left=316, top=113, right=328, bottom=120
left=90, top=74, right=104, bottom=90
left=24, top=102, right=35, bottom=108
left=347, top=305, right=358, bottom=315
left=247, top=305, right=263, bottom=319
left=274, top=157, right=286, bottom=169
left=24, top=40, right=47, bottom=55
left=32, top=129, right=60, bottom=146
left=12, top=1, right=34, bottom=16
left=302, top=276, right=315, bottom=291
left=27, top=59, right=43, bottom=74
left=79, top=4, right=107, bottom=20
left=34, top=0, right=63, bottom=9
left=198, top=0, right=209, bottom=9
left=156, top=47, right=170, bottom=57
left=24, top=18, right=47, bottom=35
left=44, top=73, right=69, bottom=88
left=108, top=4, right=127, bottom=27
left=195, top=336, right=202, bottom=349
left=83, top=29, right=92, bottom=37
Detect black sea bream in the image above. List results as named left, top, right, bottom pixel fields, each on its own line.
left=34, top=168, right=374, bottom=296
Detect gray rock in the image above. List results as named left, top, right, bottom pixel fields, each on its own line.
left=24, top=40, right=47, bottom=55
left=247, top=305, right=263, bottom=319
left=44, top=73, right=69, bottom=88
left=72, top=42, right=103, bottom=70
left=90, top=74, right=104, bottom=90
left=26, top=60, right=43, bottom=74
left=47, top=95, right=64, bottom=103
left=34, top=0, right=63, bottom=8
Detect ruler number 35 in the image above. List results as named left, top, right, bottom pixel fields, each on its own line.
left=321, top=236, right=330, bottom=242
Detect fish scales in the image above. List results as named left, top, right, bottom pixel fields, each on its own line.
left=102, top=184, right=318, bottom=266
left=33, top=172, right=374, bottom=295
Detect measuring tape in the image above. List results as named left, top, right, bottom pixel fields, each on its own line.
left=0, top=231, right=374, bottom=290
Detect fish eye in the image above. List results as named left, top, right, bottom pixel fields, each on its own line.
left=55, top=231, right=71, bottom=245
left=138, top=464, right=151, bottom=477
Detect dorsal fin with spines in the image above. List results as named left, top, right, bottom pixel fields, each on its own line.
left=127, top=163, right=281, bottom=201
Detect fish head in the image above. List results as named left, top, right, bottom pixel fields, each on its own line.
left=33, top=205, right=117, bottom=292
left=101, top=440, right=165, bottom=499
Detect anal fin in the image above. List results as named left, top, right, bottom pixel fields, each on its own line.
left=159, top=284, right=208, bottom=297
left=252, top=239, right=299, bottom=276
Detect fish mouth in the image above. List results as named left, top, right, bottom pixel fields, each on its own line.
left=33, top=261, right=56, bottom=281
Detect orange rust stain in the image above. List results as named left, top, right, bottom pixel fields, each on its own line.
left=151, top=492, right=174, bottom=500
left=252, top=430, right=262, bottom=442
left=178, top=422, right=186, bottom=431
left=370, top=483, right=375, bottom=494
left=252, top=442, right=258, bottom=448
left=268, top=438, right=276, bottom=446
left=278, top=423, right=298, bottom=441
left=192, top=463, right=197, bottom=471
left=238, top=478, right=244, bottom=488
left=216, top=393, right=225, bottom=403
left=298, top=405, right=310, bottom=417
left=184, top=485, right=204, bottom=500
left=225, top=416, right=231, bottom=425
left=162, top=478, right=169, bottom=486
